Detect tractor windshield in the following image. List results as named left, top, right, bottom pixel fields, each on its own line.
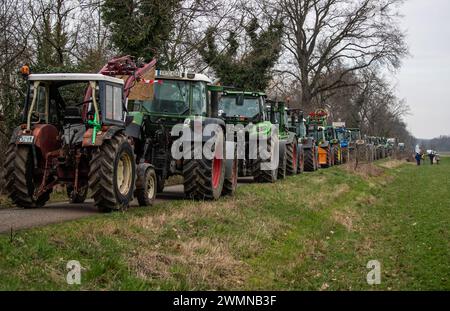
left=337, top=131, right=346, bottom=141
left=131, top=80, right=190, bottom=115
left=26, top=80, right=92, bottom=126
left=129, top=80, right=207, bottom=116
left=308, top=125, right=324, bottom=142
left=219, top=96, right=261, bottom=119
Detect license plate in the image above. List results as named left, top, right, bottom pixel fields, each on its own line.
left=17, top=135, right=34, bottom=144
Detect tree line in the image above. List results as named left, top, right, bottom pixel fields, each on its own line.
left=0, top=0, right=414, bottom=168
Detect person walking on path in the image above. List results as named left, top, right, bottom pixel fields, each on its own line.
left=415, top=152, right=422, bottom=166
left=428, top=151, right=436, bottom=165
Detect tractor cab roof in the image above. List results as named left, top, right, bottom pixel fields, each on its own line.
left=28, top=73, right=124, bottom=84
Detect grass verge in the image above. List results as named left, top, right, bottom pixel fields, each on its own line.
left=0, top=158, right=449, bottom=290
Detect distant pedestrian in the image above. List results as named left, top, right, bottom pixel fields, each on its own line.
left=428, top=151, right=435, bottom=165
left=415, top=153, right=421, bottom=166
left=435, top=153, right=440, bottom=165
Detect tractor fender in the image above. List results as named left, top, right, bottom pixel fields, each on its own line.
left=135, top=163, right=156, bottom=190
left=82, top=125, right=124, bottom=147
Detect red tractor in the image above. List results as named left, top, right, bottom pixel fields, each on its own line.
left=4, top=64, right=142, bottom=212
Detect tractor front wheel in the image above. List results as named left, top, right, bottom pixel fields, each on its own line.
left=136, top=166, right=157, bottom=206
left=89, top=134, right=136, bottom=213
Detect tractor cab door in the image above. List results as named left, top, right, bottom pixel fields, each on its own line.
left=100, top=81, right=125, bottom=126
left=191, top=81, right=207, bottom=117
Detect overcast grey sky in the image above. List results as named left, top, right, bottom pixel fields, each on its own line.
left=397, top=0, right=450, bottom=139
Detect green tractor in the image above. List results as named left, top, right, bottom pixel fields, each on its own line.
left=287, top=108, right=318, bottom=172
left=325, top=125, right=342, bottom=165
left=266, top=101, right=300, bottom=179
left=306, top=109, right=334, bottom=168
left=125, top=69, right=237, bottom=200
left=217, top=90, right=278, bottom=183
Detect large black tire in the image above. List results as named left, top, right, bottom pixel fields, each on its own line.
left=183, top=157, right=225, bottom=200
left=303, top=148, right=315, bottom=172
left=67, top=185, right=88, bottom=204
left=253, top=137, right=278, bottom=183
left=222, top=143, right=238, bottom=196
left=334, top=146, right=340, bottom=165
left=89, top=134, right=136, bottom=213
left=4, top=144, right=51, bottom=208
left=297, top=146, right=305, bottom=174
left=277, top=147, right=287, bottom=180
left=286, top=141, right=298, bottom=176
left=135, top=166, right=157, bottom=206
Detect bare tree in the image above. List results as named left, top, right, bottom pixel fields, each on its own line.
left=268, top=0, right=408, bottom=107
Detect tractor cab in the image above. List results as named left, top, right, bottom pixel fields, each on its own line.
left=287, top=109, right=307, bottom=139
left=21, top=73, right=125, bottom=147
left=306, top=110, right=327, bottom=145
left=218, top=91, right=266, bottom=124
left=266, top=100, right=290, bottom=138
left=127, top=70, right=211, bottom=122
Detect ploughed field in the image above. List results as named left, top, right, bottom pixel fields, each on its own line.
left=0, top=158, right=449, bottom=290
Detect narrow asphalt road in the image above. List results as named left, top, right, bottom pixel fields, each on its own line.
left=0, top=178, right=253, bottom=233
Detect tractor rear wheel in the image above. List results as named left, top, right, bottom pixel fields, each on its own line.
left=297, top=148, right=305, bottom=174
left=253, top=137, right=278, bottom=183
left=67, top=185, right=87, bottom=204
left=277, top=148, right=287, bottom=180
left=222, top=143, right=238, bottom=196
left=89, top=133, right=136, bottom=213
left=303, top=148, right=315, bottom=172
left=183, top=156, right=225, bottom=200
left=4, top=144, right=51, bottom=208
left=286, top=141, right=298, bottom=176
left=136, top=166, right=157, bottom=206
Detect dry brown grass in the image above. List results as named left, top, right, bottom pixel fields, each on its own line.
left=342, top=163, right=384, bottom=179
left=309, top=183, right=351, bottom=210
left=332, top=208, right=361, bottom=232
left=379, top=160, right=405, bottom=169
left=129, top=237, right=248, bottom=289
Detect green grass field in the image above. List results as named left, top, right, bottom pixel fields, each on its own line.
left=0, top=158, right=449, bottom=290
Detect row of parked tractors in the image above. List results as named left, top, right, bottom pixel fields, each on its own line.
left=3, top=56, right=401, bottom=212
